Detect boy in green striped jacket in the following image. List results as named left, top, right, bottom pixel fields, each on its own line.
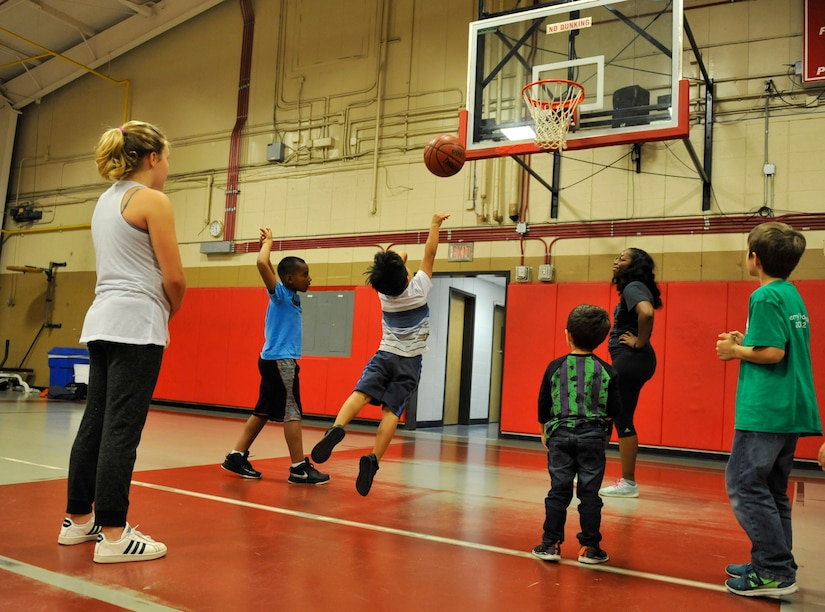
left=532, top=304, right=621, bottom=566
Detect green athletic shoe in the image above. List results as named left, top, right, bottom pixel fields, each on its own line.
left=725, top=568, right=798, bottom=597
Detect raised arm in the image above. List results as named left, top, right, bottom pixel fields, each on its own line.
left=257, top=227, right=278, bottom=293
left=419, top=212, right=450, bottom=278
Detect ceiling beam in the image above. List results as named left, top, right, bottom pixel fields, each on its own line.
left=2, top=0, right=229, bottom=109
left=116, top=0, right=154, bottom=19
left=29, top=0, right=97, bottom=39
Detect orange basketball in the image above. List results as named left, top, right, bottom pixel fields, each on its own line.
left=423, top=134, right=466, bottom=177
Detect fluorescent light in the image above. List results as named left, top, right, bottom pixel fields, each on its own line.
left=500, top=125, right=535, bottom=141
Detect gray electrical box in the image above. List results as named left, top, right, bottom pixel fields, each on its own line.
left=266, top=142, right=285, bottom=162
left=200, top=241, right=233, bottom=254
left=302, top=291, right=355, bottom=356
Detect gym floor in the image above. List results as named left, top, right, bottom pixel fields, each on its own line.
left=1, top=390, right=824, bottom=611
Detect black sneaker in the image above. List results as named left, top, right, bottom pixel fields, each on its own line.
left=578, top=545, right=609, bottom=565
left=355, top=453, right=379, bottom=496
left=288, top=458, right=330, bottom=485
left=222, top=451, right=262, bottom=479
left=532, top=541, right=561, bottom=562
left=311, top=425, right=346, bottom=463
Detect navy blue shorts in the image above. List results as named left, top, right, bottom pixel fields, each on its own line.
left=355, top=350, right=422, bottom=417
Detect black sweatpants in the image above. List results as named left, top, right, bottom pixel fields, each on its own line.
left=608, top=343, right=656, bottom=438
left=66, top=340, right=164, bottom=527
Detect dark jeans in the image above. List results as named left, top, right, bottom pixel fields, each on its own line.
left=541, top=427, right=607, bottom=548
left=66, top=341, right=164, bottom=527
left=725, top=430, right=799, bottom=583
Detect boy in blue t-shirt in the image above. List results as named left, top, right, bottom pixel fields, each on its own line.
left=221, top=227, right=329, bottom=485
left=716, top=221, right=821, bottom=598
left=311, top=212, right=450, bottom=496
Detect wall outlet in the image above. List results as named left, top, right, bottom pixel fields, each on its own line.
left=514, top=266, right=531, bottom=282
left=538, top=264, right=555, bottom=282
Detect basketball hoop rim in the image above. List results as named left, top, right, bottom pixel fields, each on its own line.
left=522, top=79, right=585, bottom=110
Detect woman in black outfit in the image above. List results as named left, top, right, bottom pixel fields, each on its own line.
left=599, top=248, right=662, bottom=498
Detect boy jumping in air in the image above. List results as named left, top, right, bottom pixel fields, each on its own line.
left=311, top=212, right=450, bottom=496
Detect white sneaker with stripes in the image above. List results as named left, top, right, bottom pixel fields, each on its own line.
left=58, top=516, right=102, bottom=545
left=93, top=524, right=167, bottom=563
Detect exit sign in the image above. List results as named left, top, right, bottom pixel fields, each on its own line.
left=448, top=243, right=474, bottom=262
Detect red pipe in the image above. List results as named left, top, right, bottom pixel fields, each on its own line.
left=224, top=0, right=255, bottom=242
left=232, top=213, right=825, bottom=254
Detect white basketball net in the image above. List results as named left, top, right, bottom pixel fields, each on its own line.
left=522, top=80, right=584, bottom=151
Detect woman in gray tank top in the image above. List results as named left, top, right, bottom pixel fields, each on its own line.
left=57, top=121, right=186, bottom=564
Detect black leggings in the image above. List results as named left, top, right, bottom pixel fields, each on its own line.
left=66, top=341, right=164, bottom=526
left=609, top=344, right=656, bottom=438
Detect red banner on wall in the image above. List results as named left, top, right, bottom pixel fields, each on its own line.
left=804, top=0, right=825, bottom=83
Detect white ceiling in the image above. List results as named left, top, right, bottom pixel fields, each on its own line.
left=0, top=0, right=228, bottom=110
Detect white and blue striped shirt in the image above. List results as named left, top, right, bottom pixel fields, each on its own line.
left=377, top=271, right=432, bottom=357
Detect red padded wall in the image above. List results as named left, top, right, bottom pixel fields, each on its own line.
left=499, top=283, right=559, bottom=435
left=720, top=282, right=754, bottom=451
left=155, top=287, right=267, bottom=407
left=155, top=280, right=824, bottom=458
left=498, top=280, right=824, bottom=460
left=659, top=282, right=728, bottom=451
left=155, top=286, right=388, bottom=422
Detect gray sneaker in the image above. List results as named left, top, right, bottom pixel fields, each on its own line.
left=599, top=478, right=639, bottom=498
left=288, top=458, right=330, bottom=485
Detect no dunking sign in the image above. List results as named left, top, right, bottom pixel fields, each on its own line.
left=804, top=0, right=825, bottom=83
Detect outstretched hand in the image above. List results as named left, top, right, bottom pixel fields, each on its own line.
left=432, top=212, right=450, bottom=226
left=260, top=227, right=273, bottom=244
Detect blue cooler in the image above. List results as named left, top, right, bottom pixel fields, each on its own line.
left=48, top=347, right=90, bottom=388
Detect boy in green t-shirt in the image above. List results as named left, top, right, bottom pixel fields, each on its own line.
left=716, top=221, right=821, bottom=598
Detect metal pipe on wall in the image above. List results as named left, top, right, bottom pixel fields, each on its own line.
left=222, top=0, right=255, bottom=243
left=370, top=0, right=391, bottom=215
left=231, top=212, right=825, bottom=255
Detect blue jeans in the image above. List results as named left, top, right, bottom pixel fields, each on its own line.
left=725, top=430, right=799, bottom=583
left=542, top=427, right=607, bottom=548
